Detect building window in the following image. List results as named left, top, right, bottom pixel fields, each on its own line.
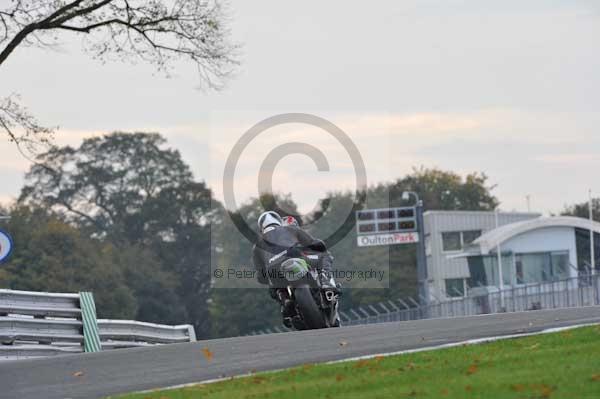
left=445, top=278, right=465, bottom=297
left=442, top=230, right=482, bottom=252
left=442, top=232, right=462, bottom=251
left=463, top=230, right=482, bottom=245
left=467, top=254, right=513, bottom=287
left=515, top=251, right=570, bottom=284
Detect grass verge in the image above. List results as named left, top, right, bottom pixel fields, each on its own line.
left=112, top=325, right=600, bottom=399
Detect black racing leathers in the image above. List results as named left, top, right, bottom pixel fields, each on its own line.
left=252, top=225, right=333, bottom=286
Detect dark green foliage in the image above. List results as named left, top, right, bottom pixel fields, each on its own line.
left=18, top=132, right=214, bottom=337
left=0, top=206, right=136, bottom=319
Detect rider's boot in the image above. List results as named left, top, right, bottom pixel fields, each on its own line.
left=276, top=289, right=295, bottom=328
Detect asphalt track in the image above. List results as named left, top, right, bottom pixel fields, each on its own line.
left=2, top=306, right=600, bottom=399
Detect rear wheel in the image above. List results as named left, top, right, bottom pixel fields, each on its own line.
left=294, top=285, right=327, bottom=329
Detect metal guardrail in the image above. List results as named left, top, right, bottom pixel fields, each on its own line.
left=0, top=289, right=81, bottom=318
left=0, top=317, right=83, bottom=344
left=98, top=319, right=196, bottom=345
left=0, top=289, right=196, bottom=361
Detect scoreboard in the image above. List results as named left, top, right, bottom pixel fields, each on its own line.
left=356, top=207, right=418, bottom=234
left=355, top=207, right=420, bottom=247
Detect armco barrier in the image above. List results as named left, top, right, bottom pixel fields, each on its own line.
left=0, top=289, right=81, bottom=318
left=0, top=289, right=196, bottom=361
left=98, top=320, right=196, bottom=345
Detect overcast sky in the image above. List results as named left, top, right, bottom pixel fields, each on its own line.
left=1, top=0, right=599, bottom=215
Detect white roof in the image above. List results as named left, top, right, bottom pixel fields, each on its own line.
left=463, top=216, right=600, bottom=255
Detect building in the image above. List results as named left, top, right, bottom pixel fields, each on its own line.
left=423, top=210, right=540, bottom=300
left=424, top=211, right=600, bottom=301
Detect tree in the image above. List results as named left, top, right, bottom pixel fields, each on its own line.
left=20, top=132, right=197, bottom=240
left=1, top=0, right=237, bottom=157
left=19, top=132, right=216, bottom=336
left=0, top=205, right=137, bottom=319
left=388, top=167, right=498, bottom=210
left=561, top=198, right=600, bottom=221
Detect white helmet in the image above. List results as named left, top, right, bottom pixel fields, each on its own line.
left=257, top=211, right=283, bottom=233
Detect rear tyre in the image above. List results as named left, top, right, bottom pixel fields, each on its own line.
left=294, top=285, right=327, bottom=329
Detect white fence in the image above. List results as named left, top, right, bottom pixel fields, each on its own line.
left=249, top=273, right=600, bottom=334
left=0, top=289, right=195, bottom=360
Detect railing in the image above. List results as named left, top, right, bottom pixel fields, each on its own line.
left=249, top=273, right=600, bottom=334
left=0, top=289, right=196, bottom=360
left=98, top=319, right=196, bottom=348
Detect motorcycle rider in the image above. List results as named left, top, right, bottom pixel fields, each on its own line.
left=252, top=211, right=337, bottom=327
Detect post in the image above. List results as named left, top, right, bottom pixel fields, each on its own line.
left=79, top=292, right=102, bottom=352
left=415, top=199, right=430, bottom=309
left=589, top=189, right=595, bottom=275
left=495, top=209, right=505, bottom=309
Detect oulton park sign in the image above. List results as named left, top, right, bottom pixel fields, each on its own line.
left=357, top=232, right=419, bottom=247
left=355, top=207, right=420, bottom=247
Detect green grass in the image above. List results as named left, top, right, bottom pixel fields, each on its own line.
left=113, top=325, right=600, bottom=399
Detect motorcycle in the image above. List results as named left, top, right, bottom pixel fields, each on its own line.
left=266, top=243, right=341, bottom=330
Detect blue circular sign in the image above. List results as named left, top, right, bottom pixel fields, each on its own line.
left=0, top=229, right=13, bottom=263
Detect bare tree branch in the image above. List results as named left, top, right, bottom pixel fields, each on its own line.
left=0, top=0, right=238, bottom=85
left=0, top=94, right=56, bottom=160
left=1, top=0, right=238, bottom=158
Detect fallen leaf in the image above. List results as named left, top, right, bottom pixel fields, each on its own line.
left=561, top=331, right=573, bottom=339
left=201, top=347, right=213, bottom=361
left=538, top=384, right=555, bottom=398
left=465, top=385, right=472, bottom=392
left=440, top=388, right=449, bottom=396
left=466, top=364, right=478, bottom=375
left=354, top=359, right=370, bottom=368
left=252, top=376, right=267, bottom=384
left=510, top=384, right=526, bottom=392
left=592, top=374, right=600, bottom=382
left=335, top=374, right=345, bottom=382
